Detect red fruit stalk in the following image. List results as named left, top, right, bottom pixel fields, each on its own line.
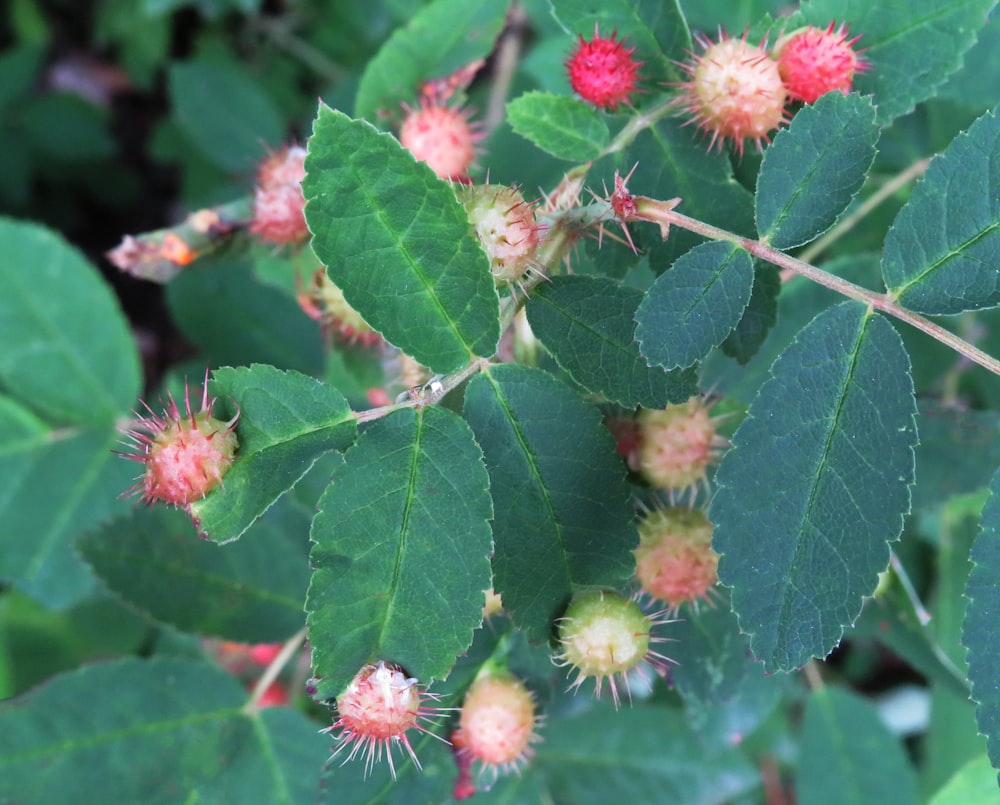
left=323, top=660, right=446, bottom=778
left=635, top=506, right=719, bottom=610
left=775, top=23, right=866, bottom=104
left=674, top=30, right=789, bottom=155
left=118, top=371, right=239, bottom=507
left=566, top=25, right=642, bottom=111
left=250, top=144, right=309, bottom=246
left=399, top=100, right=480, bottom=181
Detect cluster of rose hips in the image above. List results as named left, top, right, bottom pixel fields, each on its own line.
left=566, top=22, right=865, bottom=154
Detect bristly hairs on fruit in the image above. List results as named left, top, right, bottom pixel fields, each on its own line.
left=116, top=367, right=239, bottom=508
left=774, top=22, right=867, bottom=104
left=320, top=660, right=451, bottom=779
left=672, top=28, right=790, bottom=156
left=399, top=99, right=482, bottom=182
left=565, top=24, right=643, bottom=111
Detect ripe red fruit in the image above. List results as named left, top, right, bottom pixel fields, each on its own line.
left=674, top=31, right=789, bottom=155
left=555, top=590, right=672, bottom=707
left=250, top=144, right=309, bottom=246
left=399, top=100, right=479, bottom=181
left=635, top=506, right=719, bottom=609
left=453, top=673, right=540, bottom=782
left=456, top=183, right=543, bottom=288
left=637, top=396, right=724, bottom=493
left=323, top=660, right=446, bottom=778
left=565, top=25, right=642, bottom=111
left=118, top=371, right=239, bottom=507
left=248, top=642, right=284, bottom=666
left=251, top=680, right=290, bottom=708
left=775, top=23, right=866, bottom=104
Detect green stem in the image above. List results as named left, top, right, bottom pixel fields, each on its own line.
left=630, top=198, right=1000, bottom=379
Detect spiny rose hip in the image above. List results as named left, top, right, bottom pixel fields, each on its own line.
left=635, top=506, right=719, bottom=609
left=637, top=396, right=724, bottom=492
left=323, top=660, right=446, bottom=778
left=399, top=100, right=479, bottom=181
left=250, top=144, right=309, bottom=245
left=775, top=23, right=865, bottom=104
left=453, top=673, right=540, bottom=781
left=566, top=25, right=642, bottom=111
left=456, top=183, right=543, bottom=288
left=298, top=268, right=383, bottom=347
left=118, top=371, right=239, bottom=507
left=675, top=31, right=788, bottom=155
left=555, top=590, right=672, bottom=707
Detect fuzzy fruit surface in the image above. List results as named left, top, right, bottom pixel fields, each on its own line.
left=303, top=270, right=382, bottom=347
left=776, top=23, right=863, bottom=104
left=566, top=27, right=641, bottom=111
left=635, top=507, right=718, bottom=608
left=677, top=34, right=787, bottom=154
left=558, top=590, right=650, bottom=678
left=638, top=397, right=717, bottom=490
left=143, top=409, right=238, bottom=505
left=337, top=661, right=421, bottom=741
left=456, top=183, right=540, bottom=285
left=399, top=102, right=477, bottom=181
left=251, top=145, right=309, bottom=245
left=457, top=674, right=537, bottom=769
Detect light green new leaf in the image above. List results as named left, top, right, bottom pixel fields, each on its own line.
left=799, top=0, right=996, bottom=123
left=798, top=687, right=919, bottom=804
left=551, top=0, right=692, bottom=85
left=353, top=0, right=507, bottom=121
left=190, top=365, right=357, bottom=544
left=169, top=60, right=284, bottom=171
left=303, top=105, right=500, bottom=374
left=507, top=92, right=610, bottom=161
left=527, top=275, right=698, bottom=408
left=963, top=465, right=1000, bottom=784
left=756, top=92, right=878, bottom=250
left=636, top=241, right=755, bottom=370
left=0, top=658, right=330, bottom=805
left=463, top=365, right=635, bottom=641
left=306, top=406, right=492, bottom=700
left=712, top=302, right=917, bottom=669
left=79, top=504, right=310, bottom=642
left=882, top=108, right=1000, bottom=315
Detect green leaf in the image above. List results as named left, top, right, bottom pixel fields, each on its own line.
left=0, top=217, right=140, bottom=424
left=189, top=365, right=358, bottom=544
left=882, top=108, right=1000, bottom=315
left=937, top=7, right=1000, bottom=112
left=551, top=0, right=692, bottom=85
left=169, top=60, right=284, bottom=172
left=353, top=0, right=507, bottom=121
left=463, top=365, right=636, bottom=641
left=800, top=0, right=996, bottom=123
left=535, top=704, right=759, bottom=803
left=798, top=687, right=919, bottom=805
left=669, top=589, right=753, bottom=707
left=306, top=406, right=492, bottom=699
left=712, top=302, right=917, bottom=669
left=756, top=92, right=878, bottom=250
left=507, top=92, right=610, bottom=161
left=0, top=657, right=330, bottom=804
left=929, top=754, right=1000, bottom=805
left=303, top=105, right=500, bottom=374
left=21, top=93, right=115, bottom=161
left=166, top=260, right=325, bottom=376
left=963, top=465, right=1000, bottom=784
left=636, top=241, right=755, bottom=370
left=720, top=264, right=781, bottom=365
left=526, top=275, right=698, bottom=408
left=79, top=504, right=310, bottom=642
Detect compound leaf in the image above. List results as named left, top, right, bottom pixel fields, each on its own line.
left=507, top=92, right=610, bottom=161
left=712, top=302, right=917, bottom=669
left=306, top=406, right=492, bottom=699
